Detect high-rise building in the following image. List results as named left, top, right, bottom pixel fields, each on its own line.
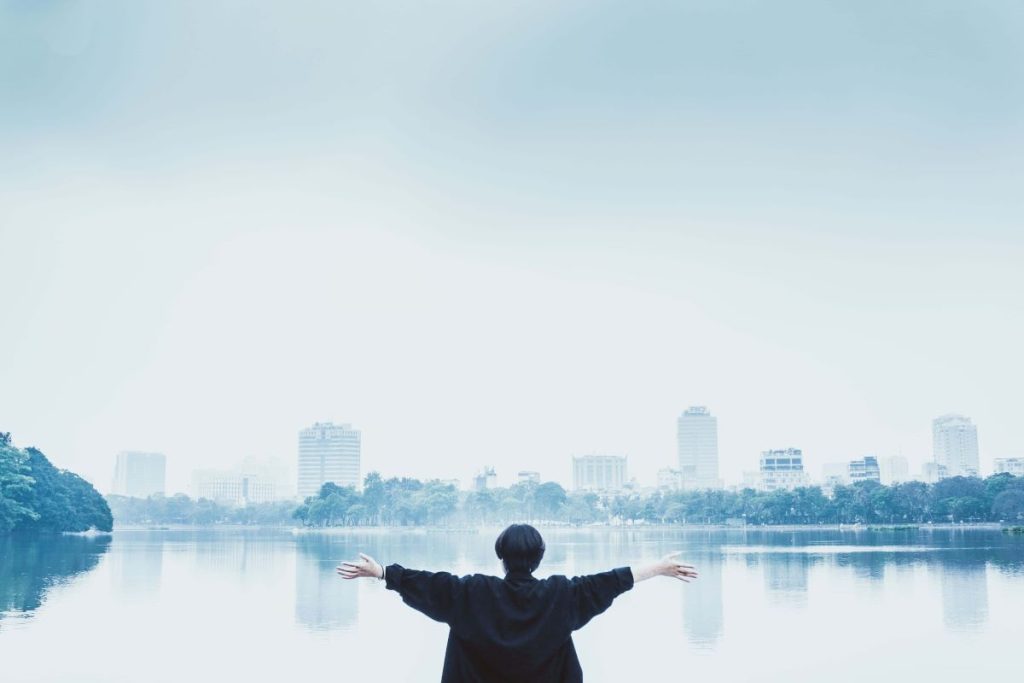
left=848, top=456, right=881, bottom=484
left=297, top=422, right=361, bottom=498
left=879, top=456, right=910, bottom=485
left=572, top=454, right=627, bottom=491
left=677, top=406, right=721, bottom=490
left=932, top=414, right=980, bottom=477
left=753, top=448, right=810, bottom=491
left=111, top=451, right=166, bottom=498
left=994, top=458, right=1024, bottom=477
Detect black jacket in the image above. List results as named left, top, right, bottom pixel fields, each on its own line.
left=384, top=563, right=634, bottom=682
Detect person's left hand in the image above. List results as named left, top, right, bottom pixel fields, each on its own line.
left=337, top=553, right=383, bottom=580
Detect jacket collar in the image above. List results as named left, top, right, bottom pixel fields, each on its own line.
left=504, top=569, right=537, bottom=582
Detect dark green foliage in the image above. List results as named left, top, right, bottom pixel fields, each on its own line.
left=0, top=433, right=112, bottom=534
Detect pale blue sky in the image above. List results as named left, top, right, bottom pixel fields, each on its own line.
left=2, top=1, right=1022, bottom=493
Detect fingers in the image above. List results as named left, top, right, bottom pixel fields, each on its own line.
left=359, top=553, right=375, bottom=563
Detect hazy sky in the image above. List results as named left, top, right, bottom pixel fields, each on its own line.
left=2, top=1, right=1023, bottom=494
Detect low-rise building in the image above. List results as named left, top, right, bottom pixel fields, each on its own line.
left=754, top=448, right=810, bottom=491
left=517, top=471, right=540, bottom=484
left=921, top=462, right=949, bottom=483
left=848, top=456, right=881, bottom=484
left=657, top=467, right=683, bottom=491
left=994, top=458, right=1024, bottom=477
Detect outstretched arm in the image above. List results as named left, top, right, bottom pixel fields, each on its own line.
left=337, top=552, right=465, bottom=625
left=630, top=552, right=698, bottom=584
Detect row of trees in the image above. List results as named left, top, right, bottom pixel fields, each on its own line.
left=1, top=432, right=113, bottom=534
left=103, top=471, right=1024, bottom=528
left=106, top=493, right=296, bottom=526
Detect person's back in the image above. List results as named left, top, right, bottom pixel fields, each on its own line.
left=339, top=524, right=697, bottom=682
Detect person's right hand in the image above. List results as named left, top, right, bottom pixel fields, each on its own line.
left=336, top=553, right=384, bottom=580
left=659, top=552, right=698, bottom=582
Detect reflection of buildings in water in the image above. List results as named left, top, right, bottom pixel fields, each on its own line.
left=112, top=537, right=164, bottom=596
left=940, top=563, right=988, bottom=632
left=763, top=554, right=809, bottom=607
left=295, top=545, right=357, bottom=631
left=682, top=559, right=723, bottom=649
left=193, top=535, right=284, bottom=579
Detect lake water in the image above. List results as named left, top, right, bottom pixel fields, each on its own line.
left=2, top=527, right=1022, bottom=682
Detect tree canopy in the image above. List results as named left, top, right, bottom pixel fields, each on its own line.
left=0, top=432, right=113, bottom=534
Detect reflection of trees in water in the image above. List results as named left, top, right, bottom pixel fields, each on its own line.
left=682, top=555, right=723, bottom=649
left=0, top=535, right=110, bottom=621
left=927, top=552, right=990, bottom=633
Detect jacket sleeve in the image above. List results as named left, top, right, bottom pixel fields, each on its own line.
left=384, top=563, right=466, bottom=625
left=569, top=566, right=634, bottom=630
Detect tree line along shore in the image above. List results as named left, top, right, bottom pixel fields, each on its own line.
left=1, top=432, right=112, bottom=534
left=5, top=428, right=1022, bottom=534
left=108, top=470, right=1024, bottom=528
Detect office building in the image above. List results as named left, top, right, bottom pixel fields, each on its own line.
left=677, top=406, right=721, bottom=490
left=932, top=414, right=980, bottom=477
left=191, top=470, right=282, bottom=506
left=994, top=458, right=1024, bottom=477
left=297, top=422, right=361, bottom=498
left=754, top=448, right=810, bottom=491
left=111, top=451, right=166, bottom=498
left=879, top=456, right=910, bottom=485
left=573, top=454, right=627, bottom=492
left=848, top=456, right=881, bottom=484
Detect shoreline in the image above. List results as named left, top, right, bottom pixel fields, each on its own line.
left=109, top=522, right=1010, bottom=533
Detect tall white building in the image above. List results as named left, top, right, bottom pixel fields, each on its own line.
left=677, top=406, right=721, bottom=490
left=297, top=422, right=361, bottom=498
left=932, top=414, right=980, bottom=477
left=112, top=451, right=166, bottom=498
left=573, top=455, right=627, bottom=491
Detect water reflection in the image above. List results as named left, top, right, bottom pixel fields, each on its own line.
left=940, top=561, right=989, bottom=632
left=0, top=535, right=110, bottom=623
left=763, top=553, right=810, bottom=607
left=110, top=533, right=163, bottom=597
left=682, top=557, right=723, bottom=648
left=294, top=536, right=357, bottom=631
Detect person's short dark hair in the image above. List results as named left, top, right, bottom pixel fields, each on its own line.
left=494, top=524, right=545, bottom=574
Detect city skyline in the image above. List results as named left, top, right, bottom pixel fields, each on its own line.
left=86, top=408, right=1015, bottom=498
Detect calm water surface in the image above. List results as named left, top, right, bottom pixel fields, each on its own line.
left=2, top=527, right=1022, bottom=682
